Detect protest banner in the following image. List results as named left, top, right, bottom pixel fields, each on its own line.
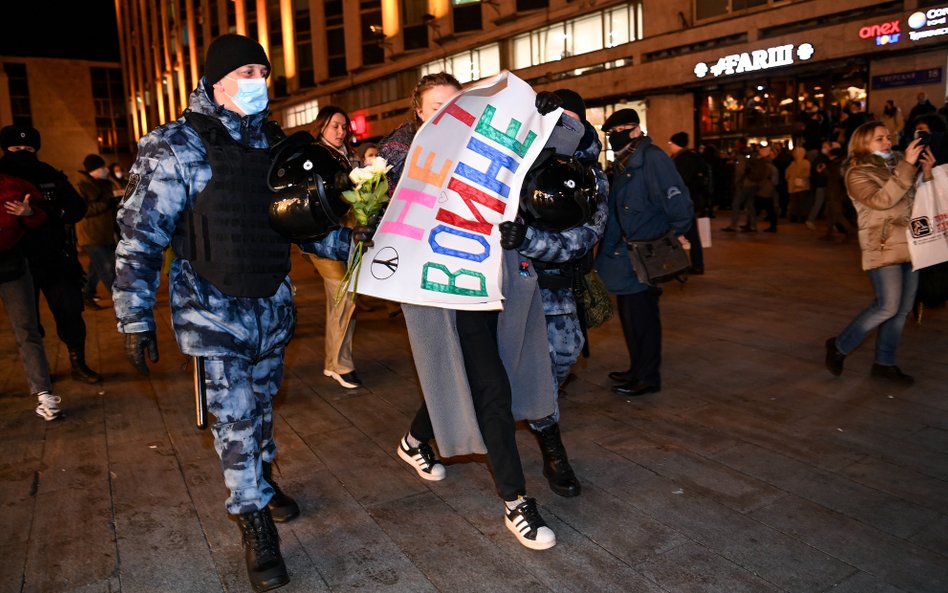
left=353, top=72, right=561, bottom=310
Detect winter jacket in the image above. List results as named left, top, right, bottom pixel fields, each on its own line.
left=785, top=147, right=811, bottom=193
left=595, top=136, right=694, bottom=295
left=0, top=174, right=47, bottom=282
left=518, top=121, right=608, bottom=316
left=844, top=154, right=917, bottom=271
left=113, top=79, right=349, bottom=358
left=75, top=171, right=117, bottom=246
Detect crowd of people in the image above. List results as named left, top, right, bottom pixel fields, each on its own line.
left=1, top=31, right=944, bottom=593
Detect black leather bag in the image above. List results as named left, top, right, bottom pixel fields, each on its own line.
left=625, top=230, right=690, bottom=285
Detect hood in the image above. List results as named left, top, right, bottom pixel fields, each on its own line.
left=188, top=78, right=271, bottom=148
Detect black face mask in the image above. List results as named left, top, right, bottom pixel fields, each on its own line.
left=609, top=130, right=633, bottom=152
left=3, top=150, right=38, bottom=164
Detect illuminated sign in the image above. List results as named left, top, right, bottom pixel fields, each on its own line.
left=908, top=5, right=948, bottom=41
left=858, top=20, right=901, bottom=45
left=693, top=43, right=814, bottom=79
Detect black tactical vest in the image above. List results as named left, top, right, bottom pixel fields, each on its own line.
left=173, top=111, right=290, bottom=298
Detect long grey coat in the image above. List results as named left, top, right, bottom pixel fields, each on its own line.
left=402, top=249, right=556, bottom=457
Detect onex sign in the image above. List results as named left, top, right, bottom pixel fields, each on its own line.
left=694, top=43, right=814, bottom=79
left=858, top=20, right=901, bottom=45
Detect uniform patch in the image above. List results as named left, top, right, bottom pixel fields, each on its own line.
left=666, top=186, right=682, bottom=200
left=122, top=173, right=142, bottom=205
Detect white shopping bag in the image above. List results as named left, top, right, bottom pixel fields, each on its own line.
left=697, top=217, right=712, bottom=248
left=907, top=164, right=948, bottom=271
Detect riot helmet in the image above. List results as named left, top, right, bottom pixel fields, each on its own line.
left=519, top=154, right=597, bottom=232
left=268, top=132, right=351, bottom=242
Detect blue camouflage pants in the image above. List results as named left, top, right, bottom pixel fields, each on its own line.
left=531, top=312, right=583, bottom=431
left=204, top=351, right=283, bottom=515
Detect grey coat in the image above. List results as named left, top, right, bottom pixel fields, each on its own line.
left=402, top=249, right=556, bottom=457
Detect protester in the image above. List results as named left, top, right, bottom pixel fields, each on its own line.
left=596, top=108, right=693, bottom=396
left=112, top=34, right=353, bottom=592
left=0, top=125, right=101, bottom=384
left=379, top=72, right=581, bottom=550
left=0, top=174, right=62, bottom=420
left=825, top=121, right=934, bottom=384
left=75, top=154, right=118, bottom=309
left=304, top=106, right=362, bottom=389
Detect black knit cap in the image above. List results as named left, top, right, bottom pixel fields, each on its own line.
left=602, top=108, right=640, bottom=132
left=670, top=131, right=689, bottom=148
left=83, top=154, right=106, bottom=172
left=553, top=89, right=586, bottom=122
left=0, top=125, right=41, bottom=152
left=204, top=34, right=271, bottom=86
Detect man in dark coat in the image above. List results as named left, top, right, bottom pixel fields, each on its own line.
left=0, top=125, right=101, bottom=383
left=668, top=131, right=708, bottom=274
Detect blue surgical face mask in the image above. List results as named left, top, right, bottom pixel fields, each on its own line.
left=225, top=77, right=269, bottom=115
left=872, top=150, right=894, bottom=160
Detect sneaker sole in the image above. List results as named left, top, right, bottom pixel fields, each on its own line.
left=36, top=409, right=62, bottom=421
left=397, top=445, right=445, bottom=481
left=505, top=517, right=556, bottom=550
left=323, top=369, right=361, bottom=389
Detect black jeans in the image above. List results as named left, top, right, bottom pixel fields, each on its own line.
left=616, top=289, right=662, bottom=387
left=754, top=195, right=778, bottom=230
left=30, top=261, right=87, bottom=352
left=410, top=310, right=525, bottom=501
left=684, top=217, right=704, bottom=272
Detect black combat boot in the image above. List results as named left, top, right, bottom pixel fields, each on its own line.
left=69, top=348, right=102, bottom=384
left=534, top=423, right=581, bottom=497
left=262, top=461, right=300, bottom=522
left=235, top=507, right=289, bottom=592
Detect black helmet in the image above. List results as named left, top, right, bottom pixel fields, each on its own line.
left=267, top=132, right=352, bottom=242
left=519, top=154, right=597, bottom=232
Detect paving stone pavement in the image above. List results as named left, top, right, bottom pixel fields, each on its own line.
left=1, top=221, right=946, bottom=593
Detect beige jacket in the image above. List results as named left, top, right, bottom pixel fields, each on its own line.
left=844, top=155, right=917, bottom=270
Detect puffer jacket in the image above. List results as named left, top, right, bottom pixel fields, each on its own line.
left=844, top=154, right=917, bottom=271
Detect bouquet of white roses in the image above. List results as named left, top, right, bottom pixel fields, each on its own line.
left=336, top=157, right=393, bottom=302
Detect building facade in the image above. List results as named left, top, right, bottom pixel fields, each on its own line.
left=0, top=57, right=127, bottom=174
left=117, top=0, right=948, bottom=156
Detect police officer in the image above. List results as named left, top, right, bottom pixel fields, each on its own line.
left=112, top=34, right=351, bottom=593
left=498, top=89, right=607, bottom=498
left=0, top=125, right=102, bottom=384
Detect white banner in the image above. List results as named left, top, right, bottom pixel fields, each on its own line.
left=354, top=72, right=560, bottom=310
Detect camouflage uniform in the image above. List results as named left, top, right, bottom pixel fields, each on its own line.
left=518, top=122, right=608, bottom=428
left=113, top=80, right=349, bottom=515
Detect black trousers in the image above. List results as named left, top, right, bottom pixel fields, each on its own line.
left=616, top=290, right=662, bottom=387
left=683, top=217, right=704, bottom=272
left=410, top=310, right=525, bottom=501
left=30, top=262, right=87, bottom=352
left=754, top=195, right=778, bottom=230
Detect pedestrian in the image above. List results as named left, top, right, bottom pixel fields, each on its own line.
left=880, top=99, right=905, bottom=145
left=0, top=125, right=101, bottom=384
left=0, top=174, right=62, bottom=420
left=785, top=145, right=811, bottom=223
left=825, top=121, right=935, bottom=384
left=112, top=34, right=353, bottom=592
left=379, top=72, right=580, bottom=550
left=596, top=108, right=693, bottom=396
left=668, top=131, right=709, bottom=273
left=75, top=154, right=118, bottom=308
left=304, top=106, right=362, bottom=389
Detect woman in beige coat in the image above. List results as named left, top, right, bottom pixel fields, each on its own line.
left=825, top=121, right=934, bottom=384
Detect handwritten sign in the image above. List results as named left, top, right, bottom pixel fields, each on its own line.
left=354, top=72, right=560, bottom=310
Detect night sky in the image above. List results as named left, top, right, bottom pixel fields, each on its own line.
left=0, top=2, right=121, bottom=62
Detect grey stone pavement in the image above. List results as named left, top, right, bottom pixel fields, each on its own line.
left=1, top=220, right=946, bottom=593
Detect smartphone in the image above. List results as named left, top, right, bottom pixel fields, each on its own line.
left=914, top=130, right=931, bottom=147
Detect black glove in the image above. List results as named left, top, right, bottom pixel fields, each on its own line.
left=499, top=220, right=527, bottom=250
left=125, top=330, right=159, bottom=376
left=352, top=214, right=382, bottom=247
left=535, top=91, right=562, bottom=116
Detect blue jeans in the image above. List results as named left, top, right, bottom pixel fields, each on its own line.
left=0, top=264, right=53, bottom=394
left=836, top=263, right=919, bottom=365
left=83, top=244, right=116, bottom=300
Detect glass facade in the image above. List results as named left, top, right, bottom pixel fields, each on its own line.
left=91, top=67, right=130, bottom=155
left=510, top=3, right=643, bottom=69
left=285, top=98, right=320, bottom=129
left=420, top=44, right=501, bottom=84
